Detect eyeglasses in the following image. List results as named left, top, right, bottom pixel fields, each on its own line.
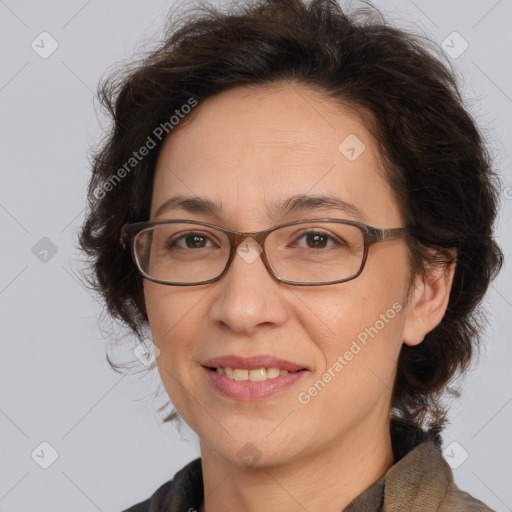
left=119, top=218, right=412, bottom=286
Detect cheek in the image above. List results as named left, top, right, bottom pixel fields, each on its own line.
left=297, top=289, right=406, bottom=427
left=144, top=284, right=209, bottom=425
left=310, top=289, right=405, bottom=376
left=300, top=264, right=407, bottom=350
left=144, top=283, right=201, bottom=371
left=297, top=251, right=409, bottom=392
left=145, top=280, right=199, bottom=333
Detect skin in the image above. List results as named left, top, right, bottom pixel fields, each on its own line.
left=143, top=82, right=455, bottom=512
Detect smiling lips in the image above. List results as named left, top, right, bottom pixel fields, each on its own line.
left=202, top=354, right=309, bottom=400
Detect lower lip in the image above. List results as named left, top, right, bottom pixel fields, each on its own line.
left=203, top=367, right=307, bottom=401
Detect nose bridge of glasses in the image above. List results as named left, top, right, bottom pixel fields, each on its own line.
left=228, top=230, right=268, bottom=250
left=217, top=229, right=278, bottom=285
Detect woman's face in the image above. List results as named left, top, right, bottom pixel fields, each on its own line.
left=144, top=83, right=415, bottom=467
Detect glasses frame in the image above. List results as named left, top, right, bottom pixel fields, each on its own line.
left=120, top=218, right=412, bottom=287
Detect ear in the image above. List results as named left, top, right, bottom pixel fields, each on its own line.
left=402, top=252, right=456, bottom=347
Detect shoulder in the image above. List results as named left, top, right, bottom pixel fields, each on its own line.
left=120, top=478, right=177, bottom=512
left=440, top=484, right=496, bottom=511
left=384, top=420, right=495, bottom=511
left=121, top=497, right=151, bottom=511
left=385, top=440, right=494, bottom=511
left=120, top=458, right=203, bottom=512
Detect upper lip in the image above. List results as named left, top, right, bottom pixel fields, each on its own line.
left=202, top=355, right=309, bottom=372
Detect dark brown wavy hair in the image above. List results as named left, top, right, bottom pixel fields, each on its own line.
left=78, top=0, right=503, bottom=457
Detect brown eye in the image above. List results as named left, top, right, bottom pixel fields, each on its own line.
left=291, top=230, right=344, bottom=250
left=167, top=232, right=216, bottom=250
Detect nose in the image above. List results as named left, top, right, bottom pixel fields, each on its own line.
left=207, top=239, right=289, bottom=334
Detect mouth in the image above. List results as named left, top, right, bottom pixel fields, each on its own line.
left=201, top=354, right=309, bottom=400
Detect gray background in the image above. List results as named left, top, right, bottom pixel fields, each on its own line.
left=1, top=0, right=511, bottom=510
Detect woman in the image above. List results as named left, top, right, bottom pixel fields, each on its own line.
left=79, top=0, right=503, bottom=510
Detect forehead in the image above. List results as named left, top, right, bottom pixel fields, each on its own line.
left=151, top=83, right=401, bottom=228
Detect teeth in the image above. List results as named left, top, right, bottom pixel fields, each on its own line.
left=266, top=367, right=280, bottom=379
left=215, top=367, right=291, bottom=381
left=233, top=369, right=249, bottom=381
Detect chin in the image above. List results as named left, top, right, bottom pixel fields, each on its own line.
left=198, top=423, right=309, bottom=469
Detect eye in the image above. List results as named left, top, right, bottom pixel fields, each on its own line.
left=167, top=231, right=217, bottom=249
left=292, top=230, right=344, bottom=249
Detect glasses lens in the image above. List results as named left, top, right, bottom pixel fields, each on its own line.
left=266, top=221, right=365, bottom=283
left=134, top=223, right=230, bottom=284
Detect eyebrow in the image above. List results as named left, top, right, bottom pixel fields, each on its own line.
left=153, top=193, right=367, bottom=222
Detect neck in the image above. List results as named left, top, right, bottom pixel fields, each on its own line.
left=199, top=418, right=394, bottom=512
